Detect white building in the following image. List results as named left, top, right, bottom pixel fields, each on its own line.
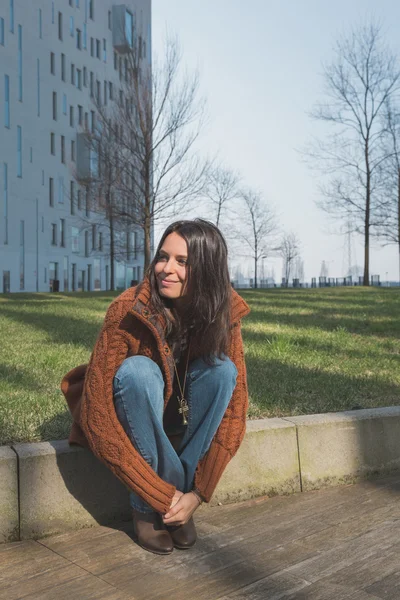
left=0, top=0, right=151, bottom=293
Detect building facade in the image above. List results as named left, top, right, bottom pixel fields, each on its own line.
left=0, top=0, right=151, bottom=293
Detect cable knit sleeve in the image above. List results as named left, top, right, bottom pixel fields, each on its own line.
left=79, top=298, right=176, bottom=514
left=193, top=320, right=248, bottom=502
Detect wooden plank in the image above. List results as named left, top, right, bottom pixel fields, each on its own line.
left=4, top=474, right=400, bottom=600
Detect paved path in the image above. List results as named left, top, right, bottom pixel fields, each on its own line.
left=2, top=474, right=400, bottom=599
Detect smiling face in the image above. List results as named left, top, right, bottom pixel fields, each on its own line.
left=154, top=232, right=189, bottom=300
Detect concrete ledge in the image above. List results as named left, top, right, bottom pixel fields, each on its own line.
left=4, top=407, right=400, bottom=542
left=283, top=407, right=400, bottom=491
left=0, top=446, right=19, bottom=543
left=13, top=440, right=130, bottom=540
left=213, top=418, right=300, bottom=504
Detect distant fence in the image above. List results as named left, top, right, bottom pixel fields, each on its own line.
left=232, top=275, right=400, bottom=289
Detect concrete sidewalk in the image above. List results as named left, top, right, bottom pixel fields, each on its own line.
left=2, top=474, right=400, bottom=599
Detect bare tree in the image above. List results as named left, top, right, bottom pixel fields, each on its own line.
left=236, top=189, right=278, bottom=289
left=76, top=33, right=208, bottom=275
left=375, top=100, right=400, bottom=281
left=279, top=232, right=301, bottom=285
left=304, top=21, right=400, bottom=285
left=204, top=164, right=241, bottom=227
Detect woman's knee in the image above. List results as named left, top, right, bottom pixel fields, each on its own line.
left=189, top=355, right=238, bottom=387
left=113, top=355, right=164, bottom=393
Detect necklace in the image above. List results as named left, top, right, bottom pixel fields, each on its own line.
left=172, top=339, right=191, bottom=425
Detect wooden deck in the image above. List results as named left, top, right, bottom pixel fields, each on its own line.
left=2, top=474, right=400, bottom=599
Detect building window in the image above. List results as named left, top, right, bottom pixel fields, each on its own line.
left=96, top=80, right=101, bottom=104
left=83, top=23, right=87, bottom=49
left=89, top=147, right=98, bottom=177
left=84, top=111, right=88, bottom=130
left=99, top=231, right=103, bottom=251
left=85, top=186, right=90, bottom=216
left=104, top=80, right=108, bottom=105
left=37, top=59, right=40, bottom=116
left=89, top=0, right=94, bottom=20
left=108, top=10, right=111, bottom=29
left=50, top=52, right=55, bottom=75
left=76, top=68, right=82, bottom=90
left=76, top=28, right=81, bottom=49
left=77, top=188, right=82, bottom=210
left=78, top=105, right=83, bottom=125
left=60, top=219, right=65, bottom=247
left=83, top=66, right=87, bottom=87
left=90, top=71, right=94, bottom=97
left=3, top=163, right=8, bottom=244
left=90, top=37, right=94, bottom=56
left=63, top=94, right=67, bottom=115
left=92, top=224, right=96, bottom=249
left=50, top=132, right=55, bottom=155
left=71, top=139, right=75, bottom=161
left=17, top=126, right=22, bottom=177
left=51, top=223, right=57, bottom=245
left=109, top=81, right=113, bottom=100
left=103, top=39, right=106, bottom=62
left=61, top=53, right=66, bottom=81
left=85, top=230, right=89, bottom=257
left=125, top=10, right=133, bottom=47
left=20, top=220, right=25, bottom=290
left=10, top=0, right=14, bottom=33
left=70, top=180, right=75, bottom=214
left=96, top=38, right=100, bottom=59
left=70, top=105, right=74, bottom=127
left=127, top=231, right=135, bottom=261
left=52, top=91, right=57, bottom=120
left=90, top=110, right=95, bottom=132
left=0, top=18, right=4, bottom=45
left=71, top=227, right=79, bottom=253
left=61, top=135, right=65, bottom=163
left=39, top=9, right=42, bottom=39
left=18, top=25, right=22, bottom=100
left=114, top=52, right=118, bottom=70
left=69, top=0, right=73, bottom=6
left=70, top=16, right=74, bottom=37
left=71, top=63, right=75, bottom=84
left=58, top=12, right=63, bottom=40
left=58, top=176, right=64, bottom=203
left=4, top=75, right=10, bottom=128
left=76, top=0, right=80, bottom=7
left=52, top=2, right=55, bottom=24
left=49, top=177, right=54, bottom=206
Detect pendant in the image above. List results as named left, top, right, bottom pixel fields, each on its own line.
left=178, top=397, right=189, bottom=425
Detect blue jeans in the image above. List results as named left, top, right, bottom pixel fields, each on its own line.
left=112, top=354, right=238, bottom=513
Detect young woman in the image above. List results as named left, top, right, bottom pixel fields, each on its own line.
left=61, top=219, right=250, bottom=555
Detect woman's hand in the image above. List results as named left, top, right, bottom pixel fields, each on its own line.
left=162, top=492, right=200, bottom=526
left=170, top=490, right=184, bottom=509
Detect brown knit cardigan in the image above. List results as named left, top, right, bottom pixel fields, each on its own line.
left=61, top=278, right=250, bottom=514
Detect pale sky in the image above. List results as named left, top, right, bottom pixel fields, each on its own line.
left=152, top=1, right=400, bottom=283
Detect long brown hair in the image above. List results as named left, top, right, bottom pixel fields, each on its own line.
left=147, top=219, right=232, bottom=362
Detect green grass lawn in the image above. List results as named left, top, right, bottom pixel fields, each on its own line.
left=0, top=286, right=399, bottom=445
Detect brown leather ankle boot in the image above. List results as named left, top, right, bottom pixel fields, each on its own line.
left=167, top=517, right=197, bottom=549
left=132, top=509, right=174, bottom=555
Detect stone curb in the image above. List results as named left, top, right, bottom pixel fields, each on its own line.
left=2, top=407, right=400, bottom=542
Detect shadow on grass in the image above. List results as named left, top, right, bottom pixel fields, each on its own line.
left=245, top=352, right=400, bottom=416
left=246, top=307, right=400, bottom=339
left=0, top=304, right=103, bottom=350
left=0, top=362, right=49, bottom=393
left=243, top=329, right=400, bottom=363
